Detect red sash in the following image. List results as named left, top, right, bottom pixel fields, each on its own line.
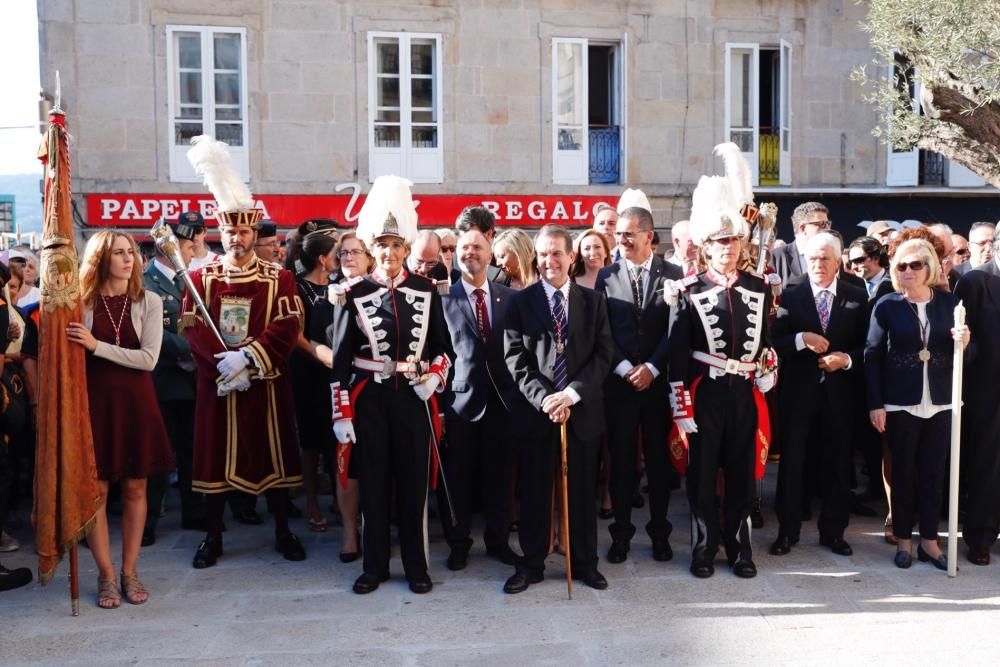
left=336, top=379, right=369, bottom=489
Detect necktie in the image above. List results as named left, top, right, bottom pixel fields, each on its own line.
left=866, top=280, right=875, bottom=297
left=631, top=265, right=644, bottom=309
left=552, top=290, right=568, bottom=390
left=817, top=290, right=832, bottom=333
left=473, top=288, right=491, bottom=341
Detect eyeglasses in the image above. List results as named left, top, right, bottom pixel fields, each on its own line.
left=440, top=245, right=456, bottom=253
left=338, top=249, right=365, bottom=258
left=970, top=239, right=995, bottom=247
left=255, top=241, right=278, bottom=249
left=849, top=255, right=869, bottom=265
left=413, top=259, right=439, bottom=270
left=897, top=260, right=927, bottom=272
left=955, top=248, right=971, bottom=257
left=613, top=231, right=637, bottom=240
left=803, top=220, right=832, bottom=230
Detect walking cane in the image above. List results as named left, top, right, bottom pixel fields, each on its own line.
left=560, top=420, right=573, bottom=600
left=947, top=301, right=966, bottom=578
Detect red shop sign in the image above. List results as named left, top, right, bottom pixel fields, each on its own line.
left=85, top=192, right=617, bottom=228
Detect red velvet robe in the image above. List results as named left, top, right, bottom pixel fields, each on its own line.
left=183, top=255, right=304, bottom=494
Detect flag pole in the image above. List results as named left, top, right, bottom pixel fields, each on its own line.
left=947, top=301, right=965, bottom=578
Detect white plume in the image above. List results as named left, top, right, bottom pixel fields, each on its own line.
left=357, top=175, right=418, bottom=246
left=186, top=135, right=253, bottom=212
left=617, top=187, right=652, bottom=214
left=688, top=175, right=748, bottom=246
left=714, top=142, right=754, bottom=208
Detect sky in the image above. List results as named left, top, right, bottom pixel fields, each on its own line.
left=0, top=1, right=42, bottom=177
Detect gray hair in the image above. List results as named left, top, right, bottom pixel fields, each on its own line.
left=804, top=231, right=842, bottom=258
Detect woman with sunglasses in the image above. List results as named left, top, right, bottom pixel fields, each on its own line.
left=865, top=239, right=969, bottom=570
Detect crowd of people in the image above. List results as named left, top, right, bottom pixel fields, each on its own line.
left=3, top=143, right=1000, bottom=603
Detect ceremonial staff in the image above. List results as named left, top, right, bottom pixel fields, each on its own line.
left=34, top=71, right=101, bottom=615
left=560, top=421, right=573, bottom=600
left=947, top=301, right=965, bottom=578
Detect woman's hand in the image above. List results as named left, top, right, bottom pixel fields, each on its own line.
left=951, top=324, right=970, bottom=348
left=66, top=322, right=98, bottom=352
left=869, top=408, right=886, bottom=434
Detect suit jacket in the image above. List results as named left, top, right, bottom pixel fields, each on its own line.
left=441, top=280, right=522, bottom=421
left=503, top=281, right=614, bottom=440
left=143, top=262, right=196, bottom=401
left=772, top=279, right=868, bottom=399
left=450, top=264, right=510, bottom=287
left=595, top=255, right=682, bottom=374
left=771, top=242, right=804, bottom=286
left=864, top=288, right=959, bottom=409
left=955, top=261, right=1000, bottom=382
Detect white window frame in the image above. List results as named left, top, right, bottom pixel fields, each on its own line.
left=778, top=39, right=792, bottom=186
left=885, top=57, right=920, bottom=187
left=725, top=43, right=760, bottom=186
left=166, top=25, right=249, bottom=183
left=366, top=32, right=443, bottom=184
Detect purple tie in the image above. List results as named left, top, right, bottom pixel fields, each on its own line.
left=817, top=290, right=832, bottom=333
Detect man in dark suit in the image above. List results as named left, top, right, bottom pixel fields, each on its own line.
left=595, top=206, right=682, bottom=564
left=955, top=250, right=1000, bottom=565
left=503, top=225, right=614, bottom=594
left=143, top=218, right=206, bottom=545
left=439, top=229, right=522, bottom=571
left=771, top=201, right=831, bottom=287
left=771, top=232, right=868, bottom=557
left=452, top=206, right=509, bottom=284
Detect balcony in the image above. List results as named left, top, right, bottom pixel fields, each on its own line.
left=588, top=125, right=620, bottom=184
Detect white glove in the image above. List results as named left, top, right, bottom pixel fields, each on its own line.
left=216, top=368, right=251, bottom=396
left=755, top=371, right=777, bottom=394
left=411, top=374, right=440, bottom=402
left=215, top=350, right=250, bottom=383
left=675, top=418, right=698, bottom=434
left=333, top=419, right=356, bottom=444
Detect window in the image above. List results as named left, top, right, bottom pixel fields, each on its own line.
left=367, top=32, right=442, bottom=183
left=725, top=41, right=792, bottom=186
left=166, top=26, right=249, bottom=182
left=551, top=38, right=624, bottom=185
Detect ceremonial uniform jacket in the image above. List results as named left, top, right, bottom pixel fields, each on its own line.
left=143, top=261, right=195, bottom=402
left=183, top=255, right=304, bottom=494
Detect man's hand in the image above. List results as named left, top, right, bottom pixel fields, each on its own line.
left=410, top=374, right=440, bottom=401
left=626, top=365, right=654, bottom=391
left=542, top=391, right=574, bottom=423
left=333, top=419, right=356, bottom=444
left=214, top=350, right=249, bottom=383
left=802, top=332, right=830, bottom=354
left=818, top=352, right=850, bottom=373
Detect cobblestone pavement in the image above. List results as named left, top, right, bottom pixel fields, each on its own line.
left=3, top=481, right=1000, bottom=665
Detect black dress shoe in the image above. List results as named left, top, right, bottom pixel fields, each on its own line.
left=353, top=572, right=383, bottom=594
left=652, top=539, right=673, bottom=562
left=770, top=535, right=793, bottom=556
left=485, top=544, right=519, bottom=566
left=598, top=507, right=614, bottom=520
left=446, top=549, right=469, bottom=571
left=967, top=545, right=991, bottom=566
left=820, top=536, right=853, bottom=556
left=192, top=536, right=223, bottom=569
left=917, top=545, right=949, bottom=571
left=606, top=540, right=629, bottom=564
left=732, top=559, right=757, bottom=578
left=0, top=564, right=33, bottom=591
left=408, top=574, right=433, bottom=594
left=574, top=569, right=608, bottom=590
left=690, top=559, right=715, bottom=579
left=339, top=549, right=361, bottom=564
left=894, top=550, right=913, bottom=569
left=503, top=572, right=543, bottom=594
left=141, top=527, right=156, bottom=547
left=232, top=509, right=263, bottom=526
left=275, top=532, right=306, bottom=561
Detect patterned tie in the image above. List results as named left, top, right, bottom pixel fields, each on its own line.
left=473, top=288, right=491, bottom=341
left=631, top=265, right=644, bottom=309
left=817, top=290, right=832, bottom=333
left=552, top=290, right=568, bottom=390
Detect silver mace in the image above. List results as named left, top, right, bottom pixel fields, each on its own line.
left=150, top=218, right=228, bottom=349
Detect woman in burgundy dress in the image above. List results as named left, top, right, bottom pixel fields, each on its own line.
left=67, top=231, right=173, bottom=608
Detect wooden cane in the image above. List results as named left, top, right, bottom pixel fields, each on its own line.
left=560, top=420, right=573, bottom=600
left=69, top=544, right=80, bottom=616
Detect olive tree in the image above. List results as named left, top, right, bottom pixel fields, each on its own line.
left=856, top=0, right=1000, bottom=186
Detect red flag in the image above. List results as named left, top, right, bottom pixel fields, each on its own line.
left=33, top=103, right=101, bottom=586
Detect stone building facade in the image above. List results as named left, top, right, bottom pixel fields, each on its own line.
left=37, top=0, right=997, bottom=240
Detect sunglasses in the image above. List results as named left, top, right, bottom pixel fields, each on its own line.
left=897, top=260, right=926, bottom=272
left=955, top=248, right=971, bottom=257
left=440, top=245, right=456, bottom=253
left=849, top=255, right=869, bottom=265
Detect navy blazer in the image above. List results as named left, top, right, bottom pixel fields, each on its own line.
left=864, top=289, right=959, bottom=410
left=441, top=280, right=521, bottom=420
left=595, top=255, right=682, bottom=374
left=503, top=281, right=614, bottom=440
left=771, top=242, right=804, bottom=287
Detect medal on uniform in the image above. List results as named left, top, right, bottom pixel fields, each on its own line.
left=918, top=348, right=931, bottom=362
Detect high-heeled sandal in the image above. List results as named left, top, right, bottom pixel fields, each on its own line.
left=884, top=517, right=898, bottom=546
left=97, top=576, right=121, bottom=609
left=120, top=571, right=148, bottom=605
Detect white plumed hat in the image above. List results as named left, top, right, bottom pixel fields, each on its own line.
left=616, top=187, right=652, bottom=214
left=688, top=143, right=753, bottom=246
left=356, top=175, right=419, bottom=246
left=187, top=135, right=262, bottom=228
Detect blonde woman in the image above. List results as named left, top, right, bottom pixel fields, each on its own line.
left=435, top=227, right=458, bottom=276
left=67, top=231, right=173, bottom=607
left=493, top=229, right=537, bottom=290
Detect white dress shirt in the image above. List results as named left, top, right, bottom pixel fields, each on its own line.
left=540, top=279, right=580, bottom=404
